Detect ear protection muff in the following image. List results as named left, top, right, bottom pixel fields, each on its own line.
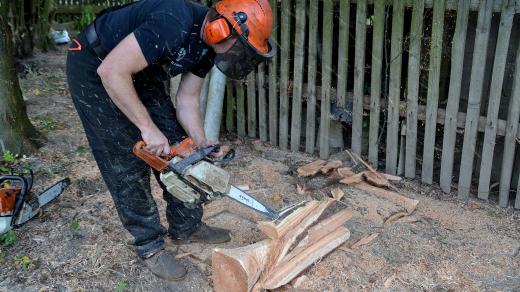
left=203, top=8, right=233, bottom=45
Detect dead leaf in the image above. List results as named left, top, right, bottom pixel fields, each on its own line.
left=330, top=187, right=345, bottom=201
left=271, top=194, right=282, bottom=203
left=351, top=233, right=379, bottom=249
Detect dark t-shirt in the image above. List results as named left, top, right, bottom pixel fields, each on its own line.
left=95, top=0, right=214, bottom=81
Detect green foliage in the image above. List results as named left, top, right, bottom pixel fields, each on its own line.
left=116, top=280, right=127, bottom=292
left=70, top=220, right=81, bottom=231
left=2, top=151, right=15, bottom=163
left=76, top=145, right=89, bottom=155
left=74, top=6, right=97, bottom=31
left=0, top=230, right=17, bottom=247
left=14, top=253, right=34, bottom=269
left=31, top=115, right=59, bottom=131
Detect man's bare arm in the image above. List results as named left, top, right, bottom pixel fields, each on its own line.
left=96, top=33, right=170, bottom=155
left=175, top=72, right=211, bottom=147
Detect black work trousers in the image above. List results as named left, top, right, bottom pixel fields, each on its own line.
left=66, top=32, right=203, bottom=258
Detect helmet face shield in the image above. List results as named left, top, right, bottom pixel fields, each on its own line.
left=214, top=35, right=276, bottom=80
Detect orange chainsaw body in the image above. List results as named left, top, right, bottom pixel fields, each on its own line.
left=0, top=187, right=19, bottom=216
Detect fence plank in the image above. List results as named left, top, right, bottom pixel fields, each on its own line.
left=305, top=0, right=319, bottom=153
left=439, top=0, right=471, bottom=193
left=352, top=0, right=367, bottom=155
left=478, top=1, right=515, bottom=201
left=225, top=81, right=235, bottom=132
left=368, top=0, right=385, bottom=168
left=290, top=0, right=306, bottom=151
left=421, top=0, right=446, bottom=184
left=268, top=0, right=278, bottom=146
left=236, top=82, right=246, bottom=137
left=258, top=63, right=267, bottom=142
left=279, top=0, right=291, bottom=150
left=404, top=0, right=424, bottom=178
left=457, top=0, right=494, bottom=200
left=500, top=41, right=520, bottom=208
left=337, top=0, right=350, bottom=109
left=319, top=0, right=334, bottom=158
left=385, top=0, right=405, bottom=175
left=247, top=71, right=257, bottom=138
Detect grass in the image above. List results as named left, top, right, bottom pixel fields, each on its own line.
left=0, top=230, right=16, bottom=247
left=31, top=115, right=60, bottom=131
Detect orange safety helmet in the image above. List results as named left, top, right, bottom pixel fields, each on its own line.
left=203, top=0, right=276, bottom=79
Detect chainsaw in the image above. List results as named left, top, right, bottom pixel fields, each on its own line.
left=0, top=171, right=70, bottom=235
left=133, top=138, right=304, bottom=220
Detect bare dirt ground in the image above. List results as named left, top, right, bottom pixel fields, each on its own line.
left=0, top=49, right=519, bottom=292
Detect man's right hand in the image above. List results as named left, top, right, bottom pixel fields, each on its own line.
left=141, top=124, right=170, bottom=156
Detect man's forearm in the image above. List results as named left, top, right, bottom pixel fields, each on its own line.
left=97, top=71, right=154, bottom=132
left=176, top=96, right=207, bottom=146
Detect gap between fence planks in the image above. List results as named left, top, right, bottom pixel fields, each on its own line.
left=247, top=71, right=257, bottom=138
left=236, top=82, right=246, bottom=137
left=386, top=0, right=405, bottom=175
left=458, top=0, right=494, bottom=200
left=290, top=0, right=306, bottom=152
left=257, top=63, right=267, bottom=141
left=439, top=0, right=471, bottom=193
left=351, top=0, right=367, bottom=155
left=477, top=1, right=515, bottom=201
left=369, top=0, right=385, bottom=168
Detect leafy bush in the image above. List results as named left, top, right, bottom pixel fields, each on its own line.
left=74, top=6, right=97, bottom=31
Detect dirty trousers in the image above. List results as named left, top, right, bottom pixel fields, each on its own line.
left=66, top=32, right=203, bottom=257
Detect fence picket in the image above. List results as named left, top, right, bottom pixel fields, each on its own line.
left=477, top=1, right=515, bottom=201
left=352, top=0, right=367, bottom=155
left=404, top=0, right=424, bottom=178
left=421, top=0, right=446, bottom=184
left=247, top=71, right=257, bottom=138
left=258, top=63, right=267, bottom=142
left=458, top=0, right=494, bottom=200
left=268, top=0, right=278, bottom=146
left=439, top=0, right=471, bottom=193
left=236, top=82, right=246, bottom=137
left=386, top=0, right=405, bottom=175
left=279, top=0, right=291, bottom=150
left=337, top=0, right=350, bottom=109
left=225, top=81, right=235, bottom=132
left=305, top=0, right=319, bottom=153
left=290, top=0, right=306, bottom=151
left=500, top=41, right=520, bottom=208
left=319, top=0, right=334, bottom=158
left=368, top=0, right=385, bottom=168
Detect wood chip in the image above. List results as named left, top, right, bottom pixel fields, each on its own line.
left=362, top=171, right=389, bottom=187
left=383, top=174, right=402, bottom=181
left=297, top=160, right=327, bottom=177
left=320, top=160, right=342, bottom=174
left=291, top=275, right=308, bottom=288
left=339, top=174, right=363, bottom=185
left=337, top=167, right=355, bottom=177
left=175, top=252, right=192, bottom=259
left=384, top=211, right=409, bottom=225
left=351, top=233, right=379, bottom=249
left=235, top=184, right=250, bottom=191
left=330, top=187, right=345, bottom=201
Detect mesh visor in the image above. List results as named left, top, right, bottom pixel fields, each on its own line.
left=214, top=35, right=275, bottom=80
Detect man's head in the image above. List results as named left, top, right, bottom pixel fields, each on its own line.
left=201, top=0, right=276, bottom=79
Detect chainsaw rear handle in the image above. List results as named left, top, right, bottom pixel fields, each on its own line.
left=132, top=141, right=170, bottom=172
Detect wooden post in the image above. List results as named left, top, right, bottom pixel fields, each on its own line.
left=279, top=0, right=291, bottom=150
left=319, top=0, right=333, bottom=159
left=368, top=0, right=385, bottom=168
left=305, top=0, right=319, bottom=153
left=247, top=71, right=257, bottom=138
left=386, top=0, right=405, bottom=175
left=421, top=0, right=446, bottom=184
left=225, top=81, right=235, bottom=132
left=236, top=81, right=246, bottom=137
left=290, top=0, right=306, bottom=151
left=439, top=0, right=471, bottom=193
left=457, top=0, right=494, bottom=200
left=258, top=63, right=267, bottom=142
left=336, top=0, right=350, bottom=111
left=477, top=1, right=515, bottom=201
left=404, top=0, right=424, bottom=178
left=499, top=38, right=520, bottom=208
left=352, top=0, right=367, bottom=155
left=268, top=0, right=278, bottom=146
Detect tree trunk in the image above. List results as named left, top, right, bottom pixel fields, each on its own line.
left=0, top=2, right=40, bottom=155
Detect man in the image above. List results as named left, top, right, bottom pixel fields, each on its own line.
left=66, top=0, right=275, bottom=281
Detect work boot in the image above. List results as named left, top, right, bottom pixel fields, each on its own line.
left=143, top=249, right=187, bottom=281
left=171, top=222, right=231, bottom=244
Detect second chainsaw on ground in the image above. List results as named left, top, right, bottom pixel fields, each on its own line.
left=133, top=138, right=303, bottom=220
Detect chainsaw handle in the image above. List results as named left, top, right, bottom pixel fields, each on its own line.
left=132, top=141, right=170, bottom=172
left=0, top=175, right=28, bottom=222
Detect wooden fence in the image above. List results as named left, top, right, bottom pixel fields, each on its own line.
left=223, top=0, right=520, bottom=209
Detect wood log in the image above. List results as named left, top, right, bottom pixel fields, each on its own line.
left=262, top=227, right=351, bottom=289
left=339, top=173, right=364, bottom=185
left=297, top=160, right=327, bottom=177
left=354, top=182, right=419, bottom=214
left=320, top=160, right=343, bottom=174
left=212, top=240, right=271, bottom=292
left=362, top=171, right=389, bottom=187
left=258, top=200, right=320, bottom=240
